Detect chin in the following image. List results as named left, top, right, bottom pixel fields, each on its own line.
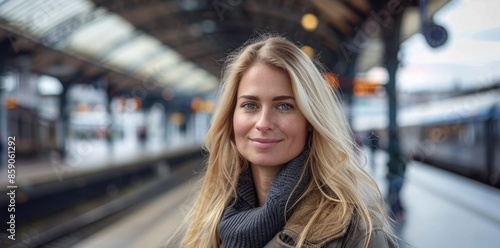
left=248, top=156, right=286, bottom=168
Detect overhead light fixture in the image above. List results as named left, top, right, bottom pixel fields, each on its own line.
left=38, top=75, right=63, bottom=95
left=301, top=45, right=314, bottom=58
left=301, top=13, right=318, bottom=31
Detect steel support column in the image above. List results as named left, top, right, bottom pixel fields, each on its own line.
left=0, top=38, right=12, bottom=171
left=382, top=6, right=407, bottom=219
left=58, top=74, right=80, bottom=159
left=345, top=55, right=358, bottom=128
left=103, top=77, right=114, bottom=154
left=58, top=82, right=69, bottom=158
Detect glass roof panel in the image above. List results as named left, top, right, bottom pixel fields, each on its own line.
left=0, top=0, right=218, bottom=95
left=34, top=1, right=93, bottom=34
left=0, top=0, right=93, bottom=37
left=67, top=14, right=135, bottom=57
left=134, top=50, right=182, bottom=78
left=176, top=70, right=218, bottom=93
left=0, top=0, right=45, bottom=21
left=157, top=62, right=196, bottom=86
left=101, top=34, right=163, bottom=71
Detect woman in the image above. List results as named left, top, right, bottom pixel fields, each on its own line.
left=176, top=35, right=398, bottom=248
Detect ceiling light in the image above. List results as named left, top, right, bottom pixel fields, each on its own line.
left=301, top=13, right=318, bottom=31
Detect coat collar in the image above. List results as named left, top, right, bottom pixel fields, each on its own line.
left=281, top=188, right=353, bottom=247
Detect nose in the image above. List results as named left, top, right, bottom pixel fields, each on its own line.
left=255, top=108, right=274, bottom=131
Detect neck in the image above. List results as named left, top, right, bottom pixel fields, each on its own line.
left=251, top=164, right=282, bottom=206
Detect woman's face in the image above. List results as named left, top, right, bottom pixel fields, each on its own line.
left=233, top=62, right=309, bottom=169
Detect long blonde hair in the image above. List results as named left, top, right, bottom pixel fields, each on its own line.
left=178, top=35, right=396, bottom=248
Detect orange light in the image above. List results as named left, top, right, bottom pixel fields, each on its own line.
left=353, top=76, right=383, bottom=96
left=324, top=73, right=339, bottom=89
left=301, top=46, right=314, bottom=58
left=191, top=97, right=203, bottom=112
left=5, top=97, right=18, bottom=109
left=202, top=101, right=215, bottom=113
left=76, top=103, right=89, bottom=112
left=133, top=97, right=142, bottom=110
left=170, top=112, right=186, bottom=126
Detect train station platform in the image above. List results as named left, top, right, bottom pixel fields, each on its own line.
left=72, top=150, right=500, bottom=248
left=0, top=138, right=205, bottom=248
left=0, top=138, right=202, bottom=186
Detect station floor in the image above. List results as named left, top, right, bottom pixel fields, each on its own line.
left=72, top=149, right=500, bottom=248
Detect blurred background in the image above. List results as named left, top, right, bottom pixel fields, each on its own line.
left=0, top=0, right=498, bottom=247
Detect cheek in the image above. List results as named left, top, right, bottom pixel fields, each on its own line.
left=233, top=114, right=248, bottom=142
left=287, top=118, right=308, bottom=142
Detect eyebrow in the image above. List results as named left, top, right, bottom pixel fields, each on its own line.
left=237, top=95, right=295, bottom=101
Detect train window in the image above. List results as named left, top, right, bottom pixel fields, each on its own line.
left=451, top=122, right=461, bottom=132
left=449, top=123, right=461, bottom=142
left=460, top=123, right=475, bottom=147
left=430, top=125, right=449, bottom=143
left=474, top=121, right=484, bottom=144
left=493, top=120, right=500, bottom=141
left=496, top=120, right=500, bottom=140
left=426, top=127, right=434, bottom=141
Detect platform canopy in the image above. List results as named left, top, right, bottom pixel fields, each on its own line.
left=0, top=0, right=449, bottom=97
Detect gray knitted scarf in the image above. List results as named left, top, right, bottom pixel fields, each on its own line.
left=218, top=148, right=311, bottom=248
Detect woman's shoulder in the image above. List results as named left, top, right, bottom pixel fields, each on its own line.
left=324, top=216, right=397, bottom=248
left=265, top=215, right=396, bottom=248
left=265, top=186, right=397, bottom=248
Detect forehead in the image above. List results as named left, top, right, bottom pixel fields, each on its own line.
left=237, top=63, right=293, bottom=96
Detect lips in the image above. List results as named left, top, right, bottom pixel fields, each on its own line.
left=250, top=138, right=282, bottom=148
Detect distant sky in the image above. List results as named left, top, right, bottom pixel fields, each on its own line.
left=398, top=0, right=500, bottom=92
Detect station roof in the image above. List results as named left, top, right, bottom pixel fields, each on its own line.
left=0, top=0, right=449, bottom=97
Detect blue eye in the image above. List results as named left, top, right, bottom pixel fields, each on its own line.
left=242, top=103, right=257, bottom=109
left=277, top=104, right=292, bottom=110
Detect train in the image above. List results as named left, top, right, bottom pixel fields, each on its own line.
left=356, top=89, right=500, bottom=188
left=4, top=104, right=58, bottom=157
left=4, top=104, right=115, bottom=158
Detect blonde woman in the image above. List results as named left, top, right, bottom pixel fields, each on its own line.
left=174, top=35, right=398, bottom=248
